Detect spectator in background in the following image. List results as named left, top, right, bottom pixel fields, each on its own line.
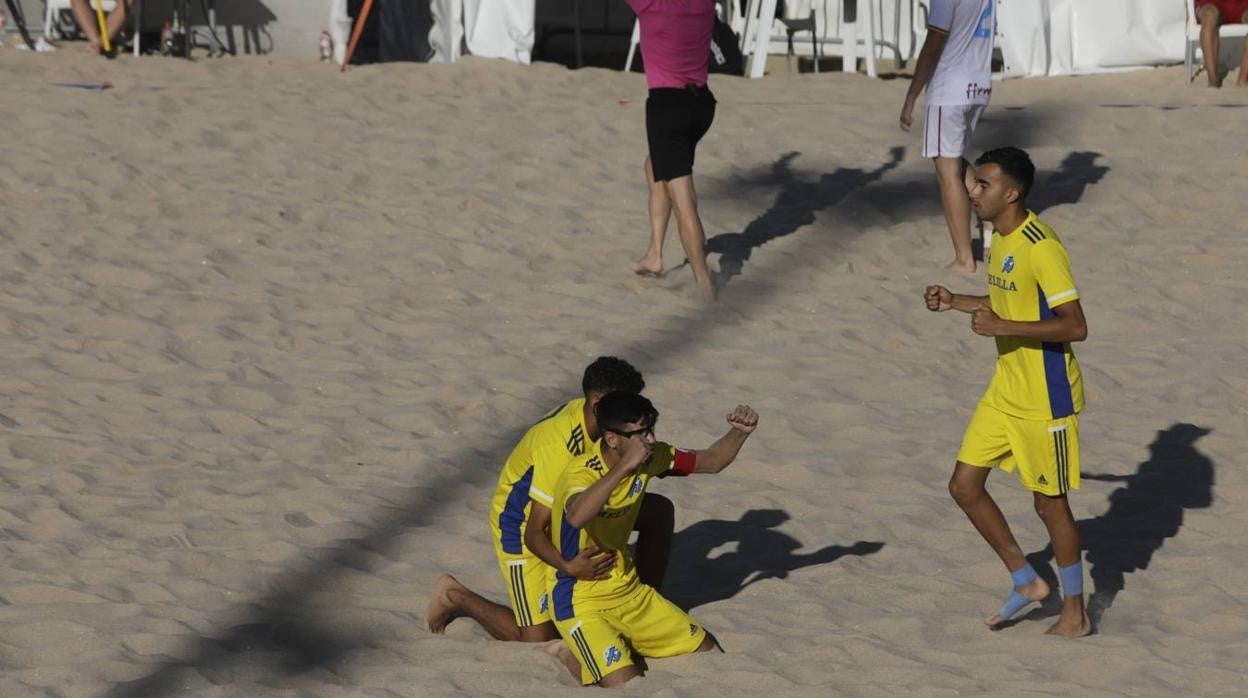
left=69, top=0, right=134, bottom=54
left=900, top=0, right=995, bottom=274
left=1196, top=0, right=1248, bottom=87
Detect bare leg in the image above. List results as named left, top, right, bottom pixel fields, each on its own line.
left=1238, top=11, right=1248, bottom=86
left=1034, top=494, right=1091, bottom=638
left=598, top=665, right=642, bottom=687
left=664, top=175, right=715, bottom=302
left=425, top=573, right=523, bottom=641
left=948, top=462, right=1049, bottom=625
left=68, top=0, right=103, bottom=52
left=935, top=157, right=976, bottom=273
left=634, top=492, right=674, bottom=589
left=105, top=0, right=131, bottom=42
left=1199, top=5, right=1223, bottom=87
left=634, top=157, right=672, bottom=276
left=539, top=639, right=583, bottom=681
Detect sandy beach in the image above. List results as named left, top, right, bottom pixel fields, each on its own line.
left=1, top=47, right=1246, bottom=696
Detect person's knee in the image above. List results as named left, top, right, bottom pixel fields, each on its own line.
left=598, top=665, right=641, bottom=687
left=1032, top=493, right=1068, bottom=522
left=517, top=622, right=558, bottom=643
left=948, top=472, right=982, bottom=507
left=696, top=632, right=721, bottom=653
left=1197, top=4, right=1220, bottom=24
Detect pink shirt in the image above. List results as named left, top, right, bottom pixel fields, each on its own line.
left=627, top=0, right=716, bottom=89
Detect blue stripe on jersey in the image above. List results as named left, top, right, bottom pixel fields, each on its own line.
left=498, top=466, right=534, bottom=555
left=553, top=517, right=581, bottom=621
left=1038, top=290, right=1075, bottom=418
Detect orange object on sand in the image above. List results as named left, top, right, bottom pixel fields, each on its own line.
left=341, top=0, right=375, bottom=72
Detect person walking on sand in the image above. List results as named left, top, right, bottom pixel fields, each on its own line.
left=924, top=147, right=1091, bottom=638
left=900, top=0, right=995, bottom=273
left=627, top=0, right=719, bottom=303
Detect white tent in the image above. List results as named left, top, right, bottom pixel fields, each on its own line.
left=346, top=0, right=1188, bottom=77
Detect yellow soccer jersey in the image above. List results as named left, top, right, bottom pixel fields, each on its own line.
left=549, top=443, right=696, bottom=621
left=489, top=398, right=590, bottom=557
left=983, top=211, right=1085, bottom=420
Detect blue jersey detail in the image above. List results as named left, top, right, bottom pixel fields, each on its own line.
left=1038, top=290, right=1075, bottom=418
left=553, top=517, right=581, bottom=621
left=974, top=2, right=993, bottom=39
left=498, top=467, right=534, bottom=555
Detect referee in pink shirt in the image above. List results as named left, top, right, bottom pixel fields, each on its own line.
left=627, top=0, right=719, bottom=303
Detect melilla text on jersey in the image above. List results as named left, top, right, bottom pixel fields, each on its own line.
left=988, top=274, right=1018, bottom=291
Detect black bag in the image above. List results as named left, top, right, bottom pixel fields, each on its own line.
left=708, top=17, right=745, bottom=75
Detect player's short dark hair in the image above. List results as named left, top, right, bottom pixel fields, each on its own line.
left=582, top=357, right=644, bottom=397
left=976, top=147, right=1036, bottom=200
left=594, top=391, right=659, bottom=433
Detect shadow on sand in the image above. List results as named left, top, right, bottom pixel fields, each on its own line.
left=661, top=509, right=884, bottom=611
left=1008, top=423, right=1215, bottom=631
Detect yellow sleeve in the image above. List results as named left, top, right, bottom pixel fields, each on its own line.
left=528, top=442, right=570, bottom=508
left=644, top=442, right=697, bottom=477
left=1032, top=240, right=1080, bottom=309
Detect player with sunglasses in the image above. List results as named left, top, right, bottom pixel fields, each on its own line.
left=543, top=391, right=759, bottom=686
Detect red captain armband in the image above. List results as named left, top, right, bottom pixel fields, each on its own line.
left=671, top=448, right=697, bottom=476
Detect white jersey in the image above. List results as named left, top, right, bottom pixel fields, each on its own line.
left=926, top=0, right=994, bottom=106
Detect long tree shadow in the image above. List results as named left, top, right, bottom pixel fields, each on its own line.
left=1020, top=423, right=1215, bottom=631
left=705, top=146, right=905, bottom=286
left=709, top=148, right=1109, bottom=282
left=108, top=146, right=910, bottom=695
left=661, top=509, right=884, bottom=611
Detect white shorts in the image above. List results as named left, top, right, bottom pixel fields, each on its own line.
left=922, top=104, right=986, bottom=159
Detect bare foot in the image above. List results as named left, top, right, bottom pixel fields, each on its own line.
left=985, top=576, right=1049, bottom=627
left=87, top=39, right=102, bottom=55
left=425, top=573, right=464, bottom=633
left=1045, top=609, right=1092, bottom=638
left=697, top=277, right=717, bottom=304
left=633, top=253, right=664, bottom=277
left=539, top=639, right=582, bottom=681
left=947, top=258, right=978, bottom=274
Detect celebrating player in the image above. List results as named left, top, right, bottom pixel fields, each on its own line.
left=426, top=358, right=676, bottom=652
left=924, top=147, right=1091, bottom=637
left=546, top=391, right=759, bottom=686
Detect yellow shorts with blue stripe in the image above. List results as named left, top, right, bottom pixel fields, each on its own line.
left=957, top=401, right=1080, bottom=496
left=494, top=552, right=552, bottom=628
left=554, top=584, right=707, bottom=685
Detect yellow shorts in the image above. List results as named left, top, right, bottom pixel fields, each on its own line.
left=494, top=552, right=552, bottom=628
left=554, top=584, right=707, bottom=685
left=957, top=402, right=1080, bottom=496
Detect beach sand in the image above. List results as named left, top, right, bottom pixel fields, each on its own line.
left=1, top=48, right=1246, bottom=696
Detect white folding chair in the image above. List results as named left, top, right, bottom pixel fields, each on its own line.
left=1185, top=0, right=1248, bottom=82
left=744, top=0, right=879, bottom=78
left=44, top=0, right=117, bottom=40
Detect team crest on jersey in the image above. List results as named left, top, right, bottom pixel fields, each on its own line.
left=604, top=645, right=623, bottom=666
left=585, top=455, right=603, bottom=474
left=1002, top=254, right=1015, bottom=273
left=629, top=476, right=643, bottom=497
left=539, top=593, right=549, bottom=614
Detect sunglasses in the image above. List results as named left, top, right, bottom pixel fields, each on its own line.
left=606, top=424, right=655, bottom=439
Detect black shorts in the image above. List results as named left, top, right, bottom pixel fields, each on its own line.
left=645, top=85, right=716, bottom=182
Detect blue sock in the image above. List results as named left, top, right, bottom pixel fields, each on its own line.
left=1059, top=561, right=1084, bottom=598
left=997, top=563, right=1039, bottom=621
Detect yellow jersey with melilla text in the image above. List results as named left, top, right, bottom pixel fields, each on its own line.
left=982, top=211, right=1084, bottom=420
left=488, top=398, right=590, bottom=558
left=549, top=443, right=696, bottom=620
